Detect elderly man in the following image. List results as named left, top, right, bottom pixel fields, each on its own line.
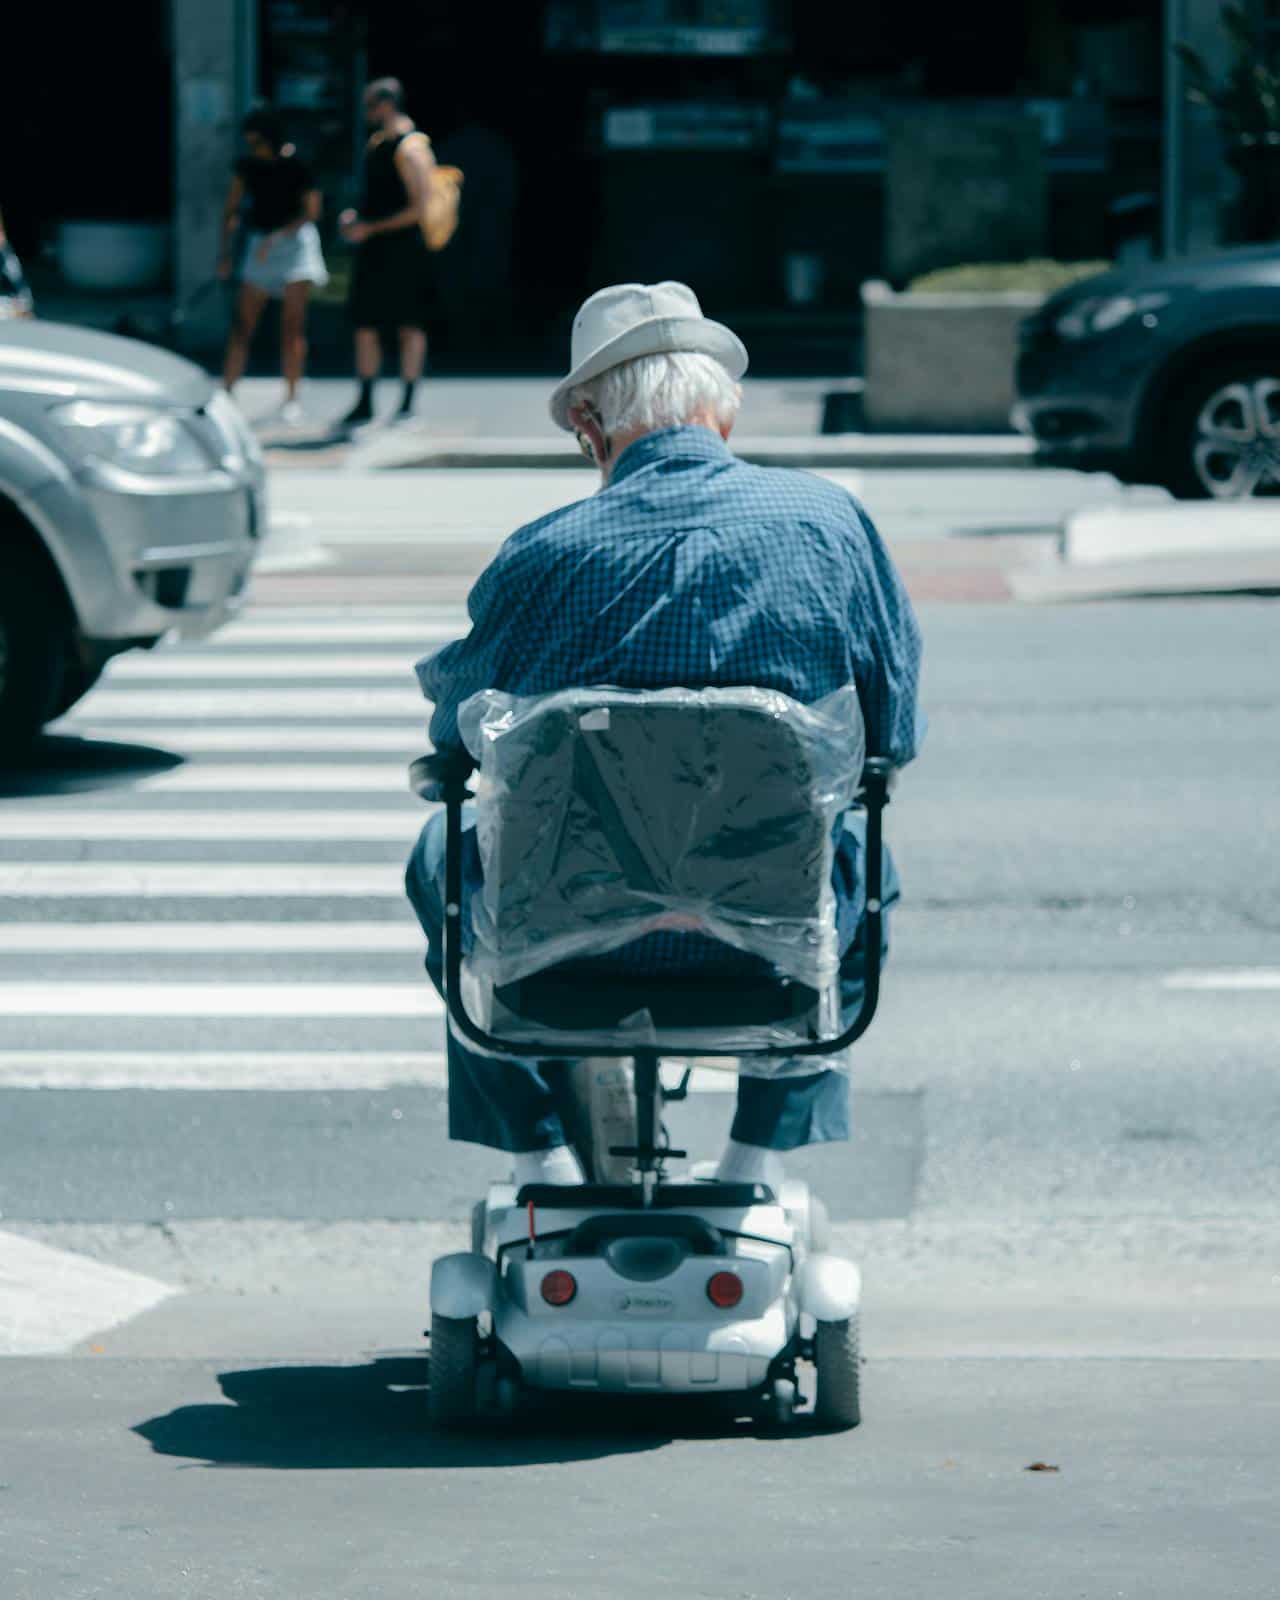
left=406, top=281, right=922, bottom=1189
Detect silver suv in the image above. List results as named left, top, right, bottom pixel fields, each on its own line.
left=0, top=320, right=265, bottom=744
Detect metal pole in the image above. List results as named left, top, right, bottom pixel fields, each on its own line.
left=634, top=1052, right=660, bottom=1206
left=1163, top=0, right=1186, bottom=258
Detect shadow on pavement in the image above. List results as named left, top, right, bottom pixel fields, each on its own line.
left=0, top=734, right=182, bottom=797
left=134, top=1356, right=821, bottom=1469
left=255, top=426, right=352, bottom=453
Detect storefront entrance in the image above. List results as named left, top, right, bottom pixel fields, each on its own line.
left=258, top=0, right=1163, bottom=374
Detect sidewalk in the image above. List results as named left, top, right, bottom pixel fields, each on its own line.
left=235, top=376, right=1035, bottom=472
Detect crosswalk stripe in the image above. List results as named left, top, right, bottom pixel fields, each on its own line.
left=0, top=811, right=420, bottom=840
left=0, top=864, right=404, bottom=896
left=57, top=725, right=426, bottom=752
left=0, top=923, right=420, bottom=952
left=72, top=689, right=423, bottom=719
left=0, top=1230, right=175, bottom=1356
left=222, top=604, right=459, bottom=622
left=0, top=982, right=443, bottom=1016
left=216, top=622, right=460, bottom=646
left=116, top=764, right=411, bottom=792
left=0, top=1051, right=446, bottom=1087
left=0, top=1052, right=737, bottom=1091
left=106, top=653, right=425, bottom=679
left=1162, top=969, right=1280, bottom=991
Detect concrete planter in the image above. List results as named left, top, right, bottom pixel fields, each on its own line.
left=861, top=280, right=1045, bottom=433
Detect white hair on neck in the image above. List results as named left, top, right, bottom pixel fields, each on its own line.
left=569, top=351, right=740, bottom=437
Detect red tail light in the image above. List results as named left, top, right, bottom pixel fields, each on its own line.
left=540, top=1269, right=577, bottom=1306
left=706, top=1271, right=744, bottom=1309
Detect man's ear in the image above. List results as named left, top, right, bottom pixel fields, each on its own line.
left=568, top=403, right=608, bottom=468
left=719, top=385, right=742, bottom=440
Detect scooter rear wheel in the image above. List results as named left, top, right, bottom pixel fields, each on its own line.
left=813, top=1313, right=861, bottom=1429
left=428, top=1312, right=479, bottom=1428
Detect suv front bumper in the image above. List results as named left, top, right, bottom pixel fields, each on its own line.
left=27, top=459, right=265, bottom=646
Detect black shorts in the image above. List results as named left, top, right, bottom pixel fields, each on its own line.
left=347, top=229, right=436, bottom=329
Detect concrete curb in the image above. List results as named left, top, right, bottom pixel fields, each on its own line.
left=1063, top=501, right=1280, bottom=567
left=1015, top=501, right=1280, bottom=601
left=348, top=432, right=1040, bottom=472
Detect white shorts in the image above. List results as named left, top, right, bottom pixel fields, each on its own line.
left=240, top=222, right=329, bottom=298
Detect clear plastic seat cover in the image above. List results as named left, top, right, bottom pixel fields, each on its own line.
left=454, top=684, right=867, bottom=1058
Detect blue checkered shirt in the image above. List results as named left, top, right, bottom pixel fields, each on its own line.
left=416, top=425, right=923, bottom=974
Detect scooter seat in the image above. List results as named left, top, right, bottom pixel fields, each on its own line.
left=493, top=969, right=820, bottom=1032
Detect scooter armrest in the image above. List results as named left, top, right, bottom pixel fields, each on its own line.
left=409, top=749, right=476, bottom=802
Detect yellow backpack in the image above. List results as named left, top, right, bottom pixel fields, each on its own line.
left=391, top=131, right=463, bottom=252
left=421, top=138, right=463, bottom=253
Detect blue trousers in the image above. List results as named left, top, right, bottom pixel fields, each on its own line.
left=404, top=811, right=894, bottom=1154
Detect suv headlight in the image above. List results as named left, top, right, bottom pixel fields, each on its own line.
left=1053, top=291, right=1170, bottom=342
left=49, top=401, right=215, bottom=476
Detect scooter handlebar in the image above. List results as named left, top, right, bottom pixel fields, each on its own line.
left=409, top=749, right=476, bottom=803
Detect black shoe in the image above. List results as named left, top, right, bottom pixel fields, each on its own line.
left=338, top=400, right=374, bottom=430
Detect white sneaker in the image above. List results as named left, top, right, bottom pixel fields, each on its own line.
left=512, top=1146, right=585, bottom=1187
left=277, top=399, right=305, bottom=428
left=716, top=1138, right=784, bottom=1191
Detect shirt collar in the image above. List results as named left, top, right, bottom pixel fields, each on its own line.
left=608, top=425, right=733, bottom=486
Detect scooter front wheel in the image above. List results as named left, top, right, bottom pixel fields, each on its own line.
left=428, top=1312, right=479, bottom=1428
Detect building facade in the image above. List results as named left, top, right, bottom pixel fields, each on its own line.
left=3, top=0, right=1274, bottom=370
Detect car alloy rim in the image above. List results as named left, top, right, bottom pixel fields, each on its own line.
left=1192, top=378, right=1280, bottom=498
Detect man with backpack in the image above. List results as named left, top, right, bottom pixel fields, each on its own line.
left=338, top=77, right=460, bottom=429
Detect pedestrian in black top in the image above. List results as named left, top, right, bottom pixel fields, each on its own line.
left=218, top=103, right=328, bottom=425
left=339, top=78, right=436, bottom=428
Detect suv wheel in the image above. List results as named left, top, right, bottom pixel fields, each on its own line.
left=0, top=547, right=70, bottom=749
left=47, top=655, right=104, bottom=722
left=1161, top=359, right=1280, bottom=499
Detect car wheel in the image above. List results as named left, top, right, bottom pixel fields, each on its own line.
left=0, top=548, right=70, bottom=749
left=47, top=655, right=104, bottom=722
left=1160, top=358, right=1280, bottom=499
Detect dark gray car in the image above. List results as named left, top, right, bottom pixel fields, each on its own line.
left=1013, top=243, right=1280, bottom=499
left=0, top=321, right=265, bottom=745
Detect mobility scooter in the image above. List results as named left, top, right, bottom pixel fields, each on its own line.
left=411, top=682, right=894, bottom=1430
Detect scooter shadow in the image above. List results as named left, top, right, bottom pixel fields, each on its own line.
left=134, top=1356, right=826, bottom=1470
left=0, top=733, right=181, bottom=796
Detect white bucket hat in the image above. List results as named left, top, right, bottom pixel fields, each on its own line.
left=549, top=281, right=749, bottom=431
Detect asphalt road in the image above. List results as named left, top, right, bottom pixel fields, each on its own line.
left=2, top=464, right=1278, bottom=1598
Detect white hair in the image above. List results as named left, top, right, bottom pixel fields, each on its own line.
left=569, top=351, right=740, bottom=437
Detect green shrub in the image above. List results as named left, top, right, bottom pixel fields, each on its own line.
left=906, top=259, right=1111, bottom=295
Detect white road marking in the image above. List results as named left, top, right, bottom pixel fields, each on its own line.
left=216, top=622, right=461, bottom=645
left=0, top=1050, right=446, bottom=1089
left=0, top=1052, right=734, bottom=1092
left=223, top=605, right=459, bottom=622
left=0, top=1229, right=175, bottom=1355
left=0, top=982, right=443, bottom=1016
left=0, top=863, right=404, bottom=896
left=57, top=725, right=425, bottom=752
left=125, top=764, right=410, bottom=792
left=1163, top=969, right=1280, bottom=991
left=73, top=689, right=423, bottom=719
left=0, top=810, right=419, bottom=841
left=0, top=922, right=420, bottom=953
left=106, top=653, right=424, bottom=679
